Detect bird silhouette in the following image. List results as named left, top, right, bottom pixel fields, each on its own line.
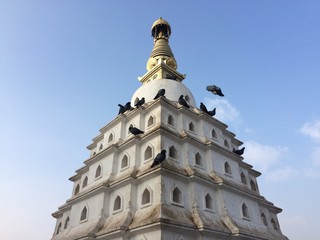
left=134, top=97, right=145, bottom=108
left=200, top=102, right=216, bottom=116
left=154, top=89, right=166, bottom=100
left=151, top=150, right=167, bottom=168
left=178, top=95, right=190, bottom=108
left=233, top=147, right=245, bottom=155
left=125, top=102, right=134, bottom=111
left=129, top=124, right=144, bottom=135
left=206, top=85, right=224, bottom=97
left=118, top=104, right=126, bottom=115
left=208, top=108, right=216, bottom=116
left=200, top=102, right=209, bottom=113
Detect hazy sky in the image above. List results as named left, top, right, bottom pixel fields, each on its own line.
left=1, top=1, right=319, bottom=240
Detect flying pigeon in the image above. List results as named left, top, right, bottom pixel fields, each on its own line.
left=178, top=95, right=190, bottom=108
left=154, top=89, right=166, bottom=100
left=233, top=147, right=245, bottom=156
left=206, top=85, right=224, bottom=97
left=129, top=124, right=144, bottom=135
left=134, top=97, right=145, bottom=108
left=118, top=104, right=126, bottom=115
left=151, top=150, right=167, bottom=168
left=125, top=102, right=134, bottom=111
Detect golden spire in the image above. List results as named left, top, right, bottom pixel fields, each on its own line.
left=151, top=17, right=171, bottom=42
left=139, top=18, right=185, bottom=83
left=147, top=18, right=177, bottom=71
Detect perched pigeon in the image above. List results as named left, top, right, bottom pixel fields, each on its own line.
left=118, top=104, right=126, bottom=115
left=200, top=102, right=209, bottom=114
left=129, top=124, right=144, bottom=135
left=208, top=108, right=216, bottom=116
left=200, top=102, right=216, bottom=116
left=134, top=97, right=145, bottom=108
left=125, top=102, right=134, bottom=111
left=206, top=85, right=224, bottom=97
left=178, top=95, right=190, bottom=108
left=151, top=150, right=167, bottom=168
left=233, top=147, right=245, bottom=156
left=154, top=89, right=166, bottom=100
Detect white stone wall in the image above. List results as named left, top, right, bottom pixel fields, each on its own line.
left=53, top=91, right=285, bottom=240
left=131, top=79, right=197, bottom=107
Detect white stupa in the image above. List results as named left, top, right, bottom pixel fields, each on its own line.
left=51, top=18, right=288, bottom=240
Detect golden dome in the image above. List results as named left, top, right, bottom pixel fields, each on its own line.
left=151, top=17, right=171, bottom=40
left=151, top=17, right=171, bottom=31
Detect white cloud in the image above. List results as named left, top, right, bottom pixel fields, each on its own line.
left=243, top=141, right=320, bottom=181
left=243, top=141, right=288, bottom=172
left=311, top=147, right=320, bottom=167
left=280, top=215, right=320, bottom=240
left=300, top=121, right=320, bottom=174
left=204, top=97, right=240, bottom=126
left=302, top=167, right=320, bottom=178
left=245, top=128, right=256, bottom=134
left=300, top=120, right=320, bottom=140
left=266, top=166, right=298, bottom=181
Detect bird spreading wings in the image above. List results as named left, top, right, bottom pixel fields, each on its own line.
left=206, top=85, right=224, bottom=97
left=129, top=124, right=144, bottom=135
left=154, top=89, right=166, bottom=100
left=178, top=95, right=190, bottom=108
left=151, top=150, right=167, bottom=168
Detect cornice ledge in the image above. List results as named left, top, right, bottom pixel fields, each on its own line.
left=138, top=62, right=186, bottom=84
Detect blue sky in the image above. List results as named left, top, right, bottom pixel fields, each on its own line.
left=1, top=1, right=319, bottom=239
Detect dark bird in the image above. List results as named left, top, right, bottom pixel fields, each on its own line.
left=129, top=124, right=144, bottom=135
left=200, top=102, right=216, bottom=116
left=151, top=150, right=167, bottom=168
left=233, top=147, right=245, bottom=156
left=154, top=89, right=166, bottom=100
left=206, top=85, right=224, bottom=97
left=125, top=101, right=134, bottom=111
left=200, top=102, right=209, bottom=114
left=208, top=108, right=216, bottom=116
left=178, top=95, right=190, bottom=108
left=134, top=97, right=145, bottom=108
left=118, top=104, right=126, bottom=115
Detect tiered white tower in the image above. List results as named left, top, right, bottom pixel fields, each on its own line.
left=52, top=18, right=288, bottom=240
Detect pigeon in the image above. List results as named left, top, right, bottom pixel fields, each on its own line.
left=200, top=102, right=216, bottom=116
left=129, top=124, right=144, bottom=135
left=208, top=108, right=216, bottom=116
left=233, top=147, right=245, bottom=156
left=178, top=95, right=190, bottom=108
left=118, top=104, right=126, bottom=115
left=206, top=85, right=224, bottom=97
left=124, top=102, right=134, bottom=111
left=154, top=89, right=166, bottom=100
left=200, top=102, right=209, bottom=114
left=134, top=97, right=145, bottom=108
left=151, top=150, right=167, bottom=168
